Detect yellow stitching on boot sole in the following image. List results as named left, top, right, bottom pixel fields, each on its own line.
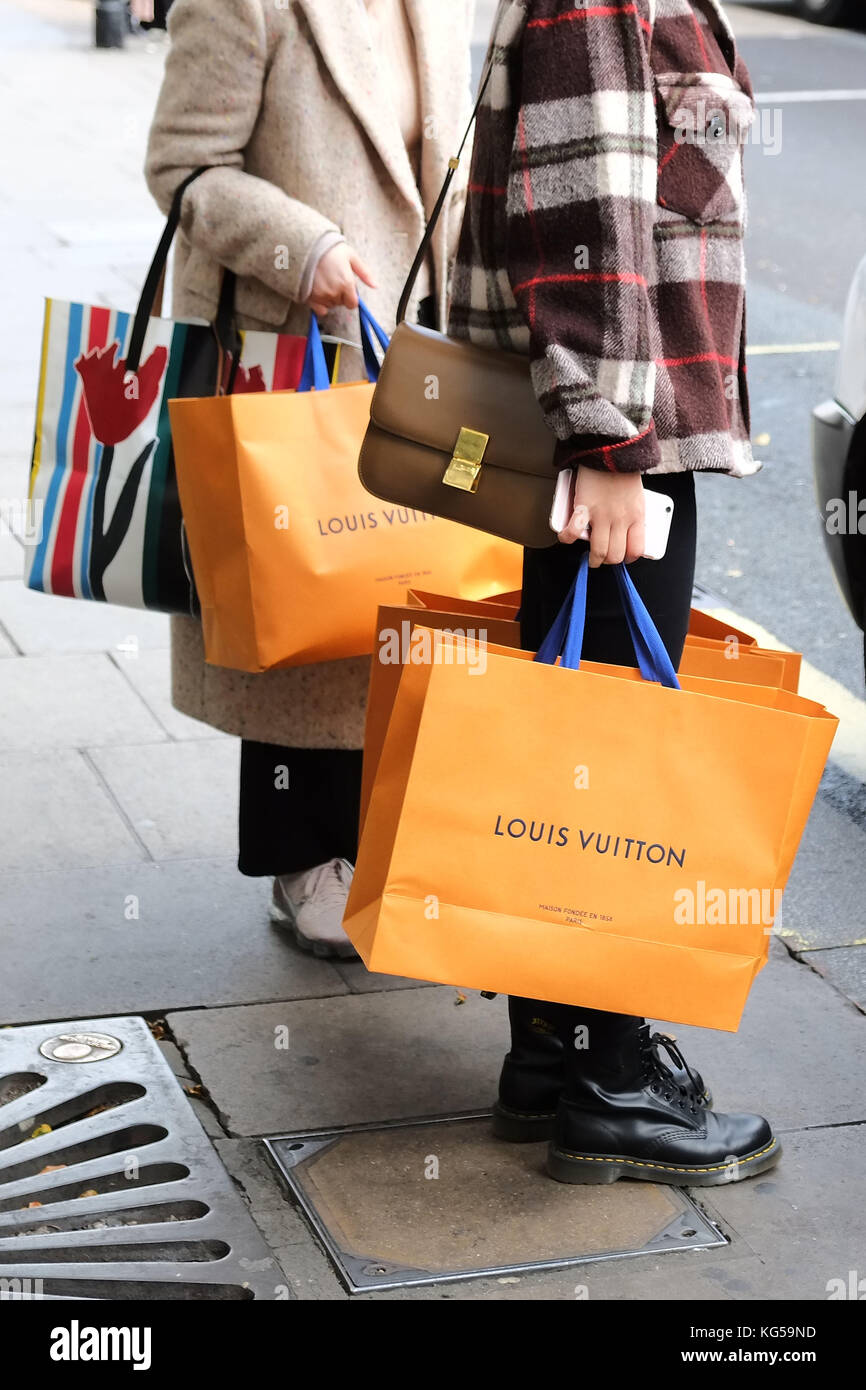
left=553, top=1140, right=777, bottom=1174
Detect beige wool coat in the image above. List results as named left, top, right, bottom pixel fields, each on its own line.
left=144, top=0, right=474, bottom=747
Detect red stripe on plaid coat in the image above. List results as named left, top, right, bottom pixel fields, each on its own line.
left=448, top=0, right=758, bottom=477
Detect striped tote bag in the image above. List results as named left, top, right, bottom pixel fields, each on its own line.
left=25, top=168, right=306, bottom=614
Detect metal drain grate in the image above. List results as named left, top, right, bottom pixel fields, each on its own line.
left=266, top=1114, right=727, bottom=1293
left=0, top=1017, right=284, bottom=1300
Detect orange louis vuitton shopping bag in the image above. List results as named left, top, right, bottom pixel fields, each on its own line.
left=679, top=637, right=794, bottom=690
left=683, top=610, right=802, bottom=692
left=361, top=591, right=522, bottom=827
left=360, top=590, right=803, bottom=829
left=402, top=591, right=800, bottom=687
left=344, top=555, right=837, bottom=1032
left=406, top=587, right=522, bottom=618
left=168, top=304, right=521, bottom=672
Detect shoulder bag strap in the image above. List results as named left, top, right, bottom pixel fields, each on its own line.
left=395, top=58, right=494, bottom=326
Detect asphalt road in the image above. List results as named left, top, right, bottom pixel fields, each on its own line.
left=697, top=1, right=866, bottom=704
left=472, top=1, right=866, bottom=703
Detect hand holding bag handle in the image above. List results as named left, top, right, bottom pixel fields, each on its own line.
left=535, top=552, right=681, bottom=690
left=297, top=300, right=391, bottom=393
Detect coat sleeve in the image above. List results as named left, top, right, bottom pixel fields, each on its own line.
left=505, top=0, right=660, bottom=473
left=144, top=0, right=341, bottom=305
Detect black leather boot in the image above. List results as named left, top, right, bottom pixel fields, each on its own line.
left=493, top=997, right=569, bottom=1142
left=494, top=998, right=712, bottom=1143
left=547, top=1009, right=780, bottom=1186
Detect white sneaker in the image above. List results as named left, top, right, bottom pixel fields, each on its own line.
left=270, top=858, right=358, bottom=960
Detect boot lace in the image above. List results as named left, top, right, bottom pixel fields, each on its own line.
left=638, top=1025, right=699, bottom=1116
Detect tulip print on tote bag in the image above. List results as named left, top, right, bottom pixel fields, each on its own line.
left=26, top=302, right=304, bottom=614
left=25, top=166, right=306, bottom=615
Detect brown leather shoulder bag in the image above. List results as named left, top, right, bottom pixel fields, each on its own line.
left=357, top=64, right=559, bottom=549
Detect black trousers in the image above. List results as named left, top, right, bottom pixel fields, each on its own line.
left=238, top=746, right=363, bottom=878
left=517, top=470, right=697, bottom=1023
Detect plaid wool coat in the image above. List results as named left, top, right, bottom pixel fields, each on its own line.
left=448, top=0, right=758, bottom=476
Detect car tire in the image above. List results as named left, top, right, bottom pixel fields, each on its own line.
left=796, top=0, right=857, bottom=24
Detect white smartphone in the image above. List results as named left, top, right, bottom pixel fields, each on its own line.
left=549, top=469, right=674, bottom=561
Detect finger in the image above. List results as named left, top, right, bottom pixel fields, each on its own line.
left=349, top=253, right=378, bottom=288
left=307, top=300, right=329, bottom=318
left=605, top=523, right=627, bottom=567
left=624, top=518, right=646, bottom=564
left=341, top=277, right=360, bottom=310
left=556, top=504, right=589, bottom=545
left=588, top=519, right=609, bottom=569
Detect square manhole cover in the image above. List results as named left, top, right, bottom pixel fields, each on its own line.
left=266, top=1113, right=725, bottom=1292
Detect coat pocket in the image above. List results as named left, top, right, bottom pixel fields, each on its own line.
left=179, top=244, right=293, bottom=330
left=655, top=73, right=755, bottom=226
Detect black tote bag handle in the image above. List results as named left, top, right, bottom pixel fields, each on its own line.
left=126, top=166, right=240, bottom=374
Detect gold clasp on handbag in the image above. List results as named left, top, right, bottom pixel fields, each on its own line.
left=443, top=426, right=488, bottom=493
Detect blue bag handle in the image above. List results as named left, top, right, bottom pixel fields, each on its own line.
left=535, top=551, right=680, bottom=690
left=297, top=299, right=390, bottom=394
left=358, top=299, right=390, bottom=379
left=612, top=563, right=680, bottom=689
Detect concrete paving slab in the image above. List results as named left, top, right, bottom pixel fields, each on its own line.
left=366, top=1251, right=770, bottom=1301
left=88, top=739, right=240, bottom=860
left=0, top=578, right=169, bottom=654
left=0, top=748, right=145, bottom=872
left=217, top=1139, right=347, bottom=1300
left=157, top=1038, right=227, bottom=1141
left=333, top=960, right=433, bottom=994
left=0, top=860, right=349, bottom=1025
left=169, top=988, right=509, bottom=1137
left=0, top=444, right=35, bottom=491
left=47, top=220, right=162, bottom=248
left=700, top=1124, right=866, bottom=1301
left=0, top=360, right=44, bottom=405
left=110, top=647, right=229, bottom=742
left=0, top=652, right=166, bottom=749
left=663, top=942, right=866, bottom=1131
left=781, top=794, right=866, bottom=950
left=173, top=939, right=861, bottom=1145
left=0, top=211, right=61, bottom=253
left=804, top=946, right=866, bottom=1013
left=25, top=263, right=142, bottom=317
left=171, top=944, right=866, bottom=1139
left=0, top=531, right=23, bottom=579
left=35, top=241, right=158, bottom=271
